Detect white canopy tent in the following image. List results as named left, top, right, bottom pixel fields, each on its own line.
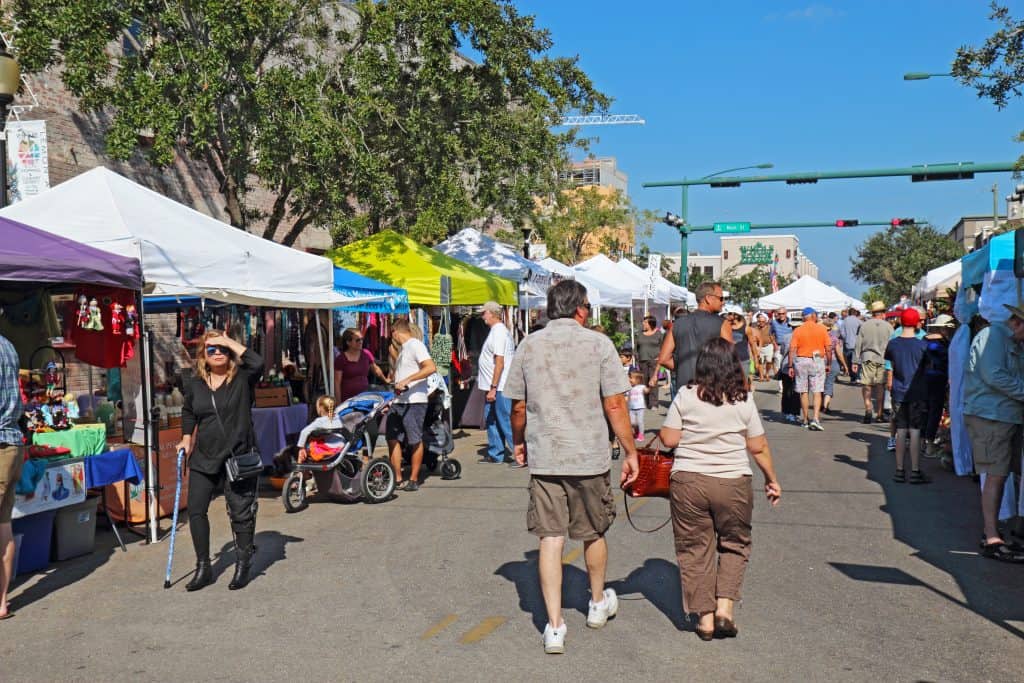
left=0, top=167, right=373, bottom=309
left=435, top=228, right=551, bottom=291
left=575, top=254, right=671, bottom=305
left=758, top=275, right=865, bottom=313
left=614, top=258, right=697, bottom=308
left=536, top=257, right=634, bottom=309
left=912, top=259, right=961, bottom=302
left=0, top=167, right=379, bottom=542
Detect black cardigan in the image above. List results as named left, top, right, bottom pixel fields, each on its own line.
left=180, top=349, right=264, bottom=475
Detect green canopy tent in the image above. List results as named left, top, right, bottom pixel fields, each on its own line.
left=328, top=230, right=517, bottom=306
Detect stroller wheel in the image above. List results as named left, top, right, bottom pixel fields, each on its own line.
left=282, top=472, right=308, bottom=513
left=360, top=457, right=396, bottom=503
left=440, top=459, right=461, bottom=480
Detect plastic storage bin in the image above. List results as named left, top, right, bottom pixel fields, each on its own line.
left=11, top=509, right=56, bottom=574
left=52, top=495, right=100, bottom=561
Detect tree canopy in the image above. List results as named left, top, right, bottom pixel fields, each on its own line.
left=721, top=265, right=793, bottom=310
left=10, top=0, right=608, bottom=245
left=952, top=3, right=1024, bottom=167
left=529, top=185, right=651, bottom=263
left=849, top=224, right=963, bottom=305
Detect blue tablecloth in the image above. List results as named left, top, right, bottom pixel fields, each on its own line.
left=85, top=448, right=144, bottom=487
left=252, top=404, right=309, bottom=465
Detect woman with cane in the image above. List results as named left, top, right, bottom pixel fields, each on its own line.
left=176, top=331, right=264, bottom=591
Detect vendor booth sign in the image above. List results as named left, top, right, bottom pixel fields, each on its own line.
left=13, top=458, right=86, bottom=518
left=6, top=120, right=50, bottom=203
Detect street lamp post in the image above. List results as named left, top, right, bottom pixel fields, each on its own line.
left=666, top=163, right=773, bottom=287
left=0, top=43, right=19, bottom=208
left=902, top=72, right=953, bottom=81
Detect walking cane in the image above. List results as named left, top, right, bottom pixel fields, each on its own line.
left=164, top=448, right=185, bottom=589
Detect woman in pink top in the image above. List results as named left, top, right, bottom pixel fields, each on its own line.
left=659, top=337, right=781, bottom=641
left=335, top=328, right=388, bottom=402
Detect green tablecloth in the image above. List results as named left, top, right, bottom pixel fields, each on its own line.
left=32, top=424, right=108, bottom=457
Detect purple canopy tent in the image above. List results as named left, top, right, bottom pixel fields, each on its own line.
left=0, top=215, right=142, bottom=288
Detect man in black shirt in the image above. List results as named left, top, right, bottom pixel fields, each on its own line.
left=651, top=281, right=732, bottom=390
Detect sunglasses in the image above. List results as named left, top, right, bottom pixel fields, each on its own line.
left=205, top=345, right=230, bottom=356
left=582, top=302, right=592, bottom=310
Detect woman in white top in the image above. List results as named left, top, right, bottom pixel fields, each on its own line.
left=659, top=337, right=782, bottom=641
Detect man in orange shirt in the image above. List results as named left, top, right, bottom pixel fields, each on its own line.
left=788, top=307, right=832, bottom=431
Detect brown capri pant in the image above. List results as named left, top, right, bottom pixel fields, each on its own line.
left=0, top=444, right=25, bottom=524
left=670, top=470, right=753, bottom=615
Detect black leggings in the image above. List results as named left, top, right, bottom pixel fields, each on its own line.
left=188, top=468, right=258, bottom=561
left=923, top=376, right=947, bottom=441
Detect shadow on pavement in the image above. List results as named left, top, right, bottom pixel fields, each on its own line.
left=831, top=428, right=1024, bottom=640
left=607, top=558, right=689, bottom=631
left=210, top=530, right=304, bottom=585
left=494, top=550, right=592, bottom=632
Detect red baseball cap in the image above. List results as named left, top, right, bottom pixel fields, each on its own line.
left=900, top=308, right=921, bottom=328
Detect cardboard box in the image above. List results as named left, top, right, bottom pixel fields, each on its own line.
left=255, top=386, right=290, bottom=408
left=103, top=427, right=188, bottom=524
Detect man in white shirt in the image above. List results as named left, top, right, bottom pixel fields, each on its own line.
left=387, top=319, right=437, bottom=492
left=478, top=301, right=516, bottom=465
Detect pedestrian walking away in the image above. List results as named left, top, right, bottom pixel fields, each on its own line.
left=654, top=281, right=732, bottom=392
left=658, top=337, right=781, bottom=640
left=788, top=308, right=831, bottom=430
left=853, top=301, right=892, bottom=424
left=964, top=304, right=1024, bottom=562
left=477, top=301, right=516, bottom=464
left=921, top=314, right=955, bottom=458
left=176, top=331, right=264, bottom=592
left=821, top=317, right=849, bottom=415
left=504, top=280, right=639, bottom=654
left=0, top=330, right=24, bottom=620
left=635, top=316, right=663, bottom=409
left=839, top=307, right=862, bottom=381
left=884, top=308, right=930, bottom=484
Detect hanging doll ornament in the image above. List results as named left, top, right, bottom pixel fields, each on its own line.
left=124, top=304, right=138, bottom=337
left=110, top=302, right=124, bottom=336
left=85, top=298, right=104, bottom=331
left=43, top=360, right=59, bottom=395
left=76, top=295, right=89, bottom=329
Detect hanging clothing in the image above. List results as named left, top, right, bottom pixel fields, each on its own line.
left=68, top=287, right=138, bottom=368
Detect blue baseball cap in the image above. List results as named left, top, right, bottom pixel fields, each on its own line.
left=802, top=307, right=816, bottom=317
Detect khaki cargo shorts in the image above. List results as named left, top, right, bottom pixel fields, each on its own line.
left=0, top=444, right=25, bottom=524
left=527, top=471, right=616, bottom=541
left=965, top=415, right=1022, bottom=477
left=859, top=360, right=886, bottom=386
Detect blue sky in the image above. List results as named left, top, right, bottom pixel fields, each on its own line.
left=511, top=0, right=1022, bottom=297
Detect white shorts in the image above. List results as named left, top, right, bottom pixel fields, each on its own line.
left=759, top=345, right=774, bottom=364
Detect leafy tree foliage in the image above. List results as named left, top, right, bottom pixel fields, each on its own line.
left=952, top=3, right=1024, bottom=167
left=10, top=0, right=608, bottom=245
left=721, top=265, right=793, bottom=310
left=532, top=185, right=651, bottom=263
left=850, top=223, right=963, bottom=306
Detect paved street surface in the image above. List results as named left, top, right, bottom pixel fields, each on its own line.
left=4, top=382, right=1024, bottom=682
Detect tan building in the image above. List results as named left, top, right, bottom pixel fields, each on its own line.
left=720, top=234, right=817, bottom=279
left=948, top=215, right=1006, bottom=252
left=558, top=157, right=634, bottom=259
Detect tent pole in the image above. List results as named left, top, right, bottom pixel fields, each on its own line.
left=315, top=310, right=329, bottom=397
left=139, top=293, right=158, bottom=544
left=629, top=307, right=635, bottom=351
left=327, top=309, right=335, bottom=397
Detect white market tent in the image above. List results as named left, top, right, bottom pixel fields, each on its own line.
left=912, top=259, right=961, bottom=302
left=537, top=257, right=633, bottom=309
left=575, top=254, right=672, bottom=305
left=758, top=275, right=865, bottom=312
left=435, top=228, right=551, bottom=292
left=614, top=258, right=697, bottom=308
left=0, top=167, right=373, bottom=309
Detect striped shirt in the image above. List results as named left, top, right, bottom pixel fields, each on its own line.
left=0, top=334, right=24, bottom=444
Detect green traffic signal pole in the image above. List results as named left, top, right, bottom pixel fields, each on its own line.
left=644, top=160, right=1017, bottom=286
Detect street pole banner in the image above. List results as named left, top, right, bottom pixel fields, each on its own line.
left=6, top=120, right=50, bottom=203
left=645, top=254, right=661, bottom=299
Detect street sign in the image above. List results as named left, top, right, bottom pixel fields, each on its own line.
left=644, top=254, right=661, bottom=299
left=713, top=222, right=751, bottom=234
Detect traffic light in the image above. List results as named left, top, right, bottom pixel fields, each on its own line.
left=835, top=219, right=859, bottom=227
left=890, top=218, right=915, bottom=227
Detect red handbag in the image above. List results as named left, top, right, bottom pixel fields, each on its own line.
left=626, top=437, right=674, bottom=499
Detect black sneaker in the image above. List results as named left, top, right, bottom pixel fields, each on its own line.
left=863, top=411, right=872, bottom=425
left=403, top=480, right=420, bottom=492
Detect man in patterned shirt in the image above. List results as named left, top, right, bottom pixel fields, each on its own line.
left=0, top=331, right=25, bottom=620
left=505, top=280, right=638, bottom=654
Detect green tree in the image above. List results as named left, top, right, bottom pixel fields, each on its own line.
left=530, top=185, right=650, bottom=263
left=952, top=3, right=1024, bottom=168
left=850, top=223, right=963, bottom=305
left=721, top=265, right=793, bottom=310
left=11, top=0, right=608, bottom=246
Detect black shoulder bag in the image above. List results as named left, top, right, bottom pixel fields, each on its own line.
left=210, top=393, right=263, bottom=482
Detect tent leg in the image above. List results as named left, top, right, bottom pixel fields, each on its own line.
left=629, top=308, right=635, bottom=351
left=316, top=311, right=329, bottom=397
left=327, top=309, right=335, bottom=397
left=139, top=295, right=158, bottom=544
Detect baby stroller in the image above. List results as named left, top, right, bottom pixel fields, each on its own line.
left=281, top=390, right=397, bottom=513
left=398, top=374, right=461, bottom=480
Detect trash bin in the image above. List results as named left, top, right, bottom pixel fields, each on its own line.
left=52, top=495, right=100, bottom=561
left=11, top=509, right=56, bottom=574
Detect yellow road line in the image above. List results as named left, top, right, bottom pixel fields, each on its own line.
left=459, top=616, right=507, bottom=644
left=626, top=497, right=651, bottom=512
left=420, top=614, right=458, bottom=640
left=562, top=547, right=582, bottom=565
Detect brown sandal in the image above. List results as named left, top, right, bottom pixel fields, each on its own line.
left=714, top=616, right=738, bottom=638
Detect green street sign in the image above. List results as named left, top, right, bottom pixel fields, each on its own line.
left=713, top=222, right=751, bottom=234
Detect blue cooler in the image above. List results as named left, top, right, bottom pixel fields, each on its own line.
left=11, top=509, right=56, bottom=574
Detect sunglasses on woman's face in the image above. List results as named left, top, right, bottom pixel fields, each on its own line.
left=206, top=345, right=230, bottom=356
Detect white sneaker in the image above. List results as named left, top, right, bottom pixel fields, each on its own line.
left=886, top=437, right=897, bottom=452
left=543, top=622, right=567, bottom=654
left=587, top=588, right=619, bottom=628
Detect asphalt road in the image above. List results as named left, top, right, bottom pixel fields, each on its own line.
left=4, top=381, right=1024, bottom=682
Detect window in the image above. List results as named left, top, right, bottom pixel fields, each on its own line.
left=785, top=249, right=791, bottom=258
left=723, top=250, right=729, bottom=260
left=703, top=266, right=714, bottom=277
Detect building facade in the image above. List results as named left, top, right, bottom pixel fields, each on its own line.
left=947, top=215, right=1007, bottom=253
left=720, top=234, right=817, bottom=279
left=557, top=157, right=634, bottom=259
